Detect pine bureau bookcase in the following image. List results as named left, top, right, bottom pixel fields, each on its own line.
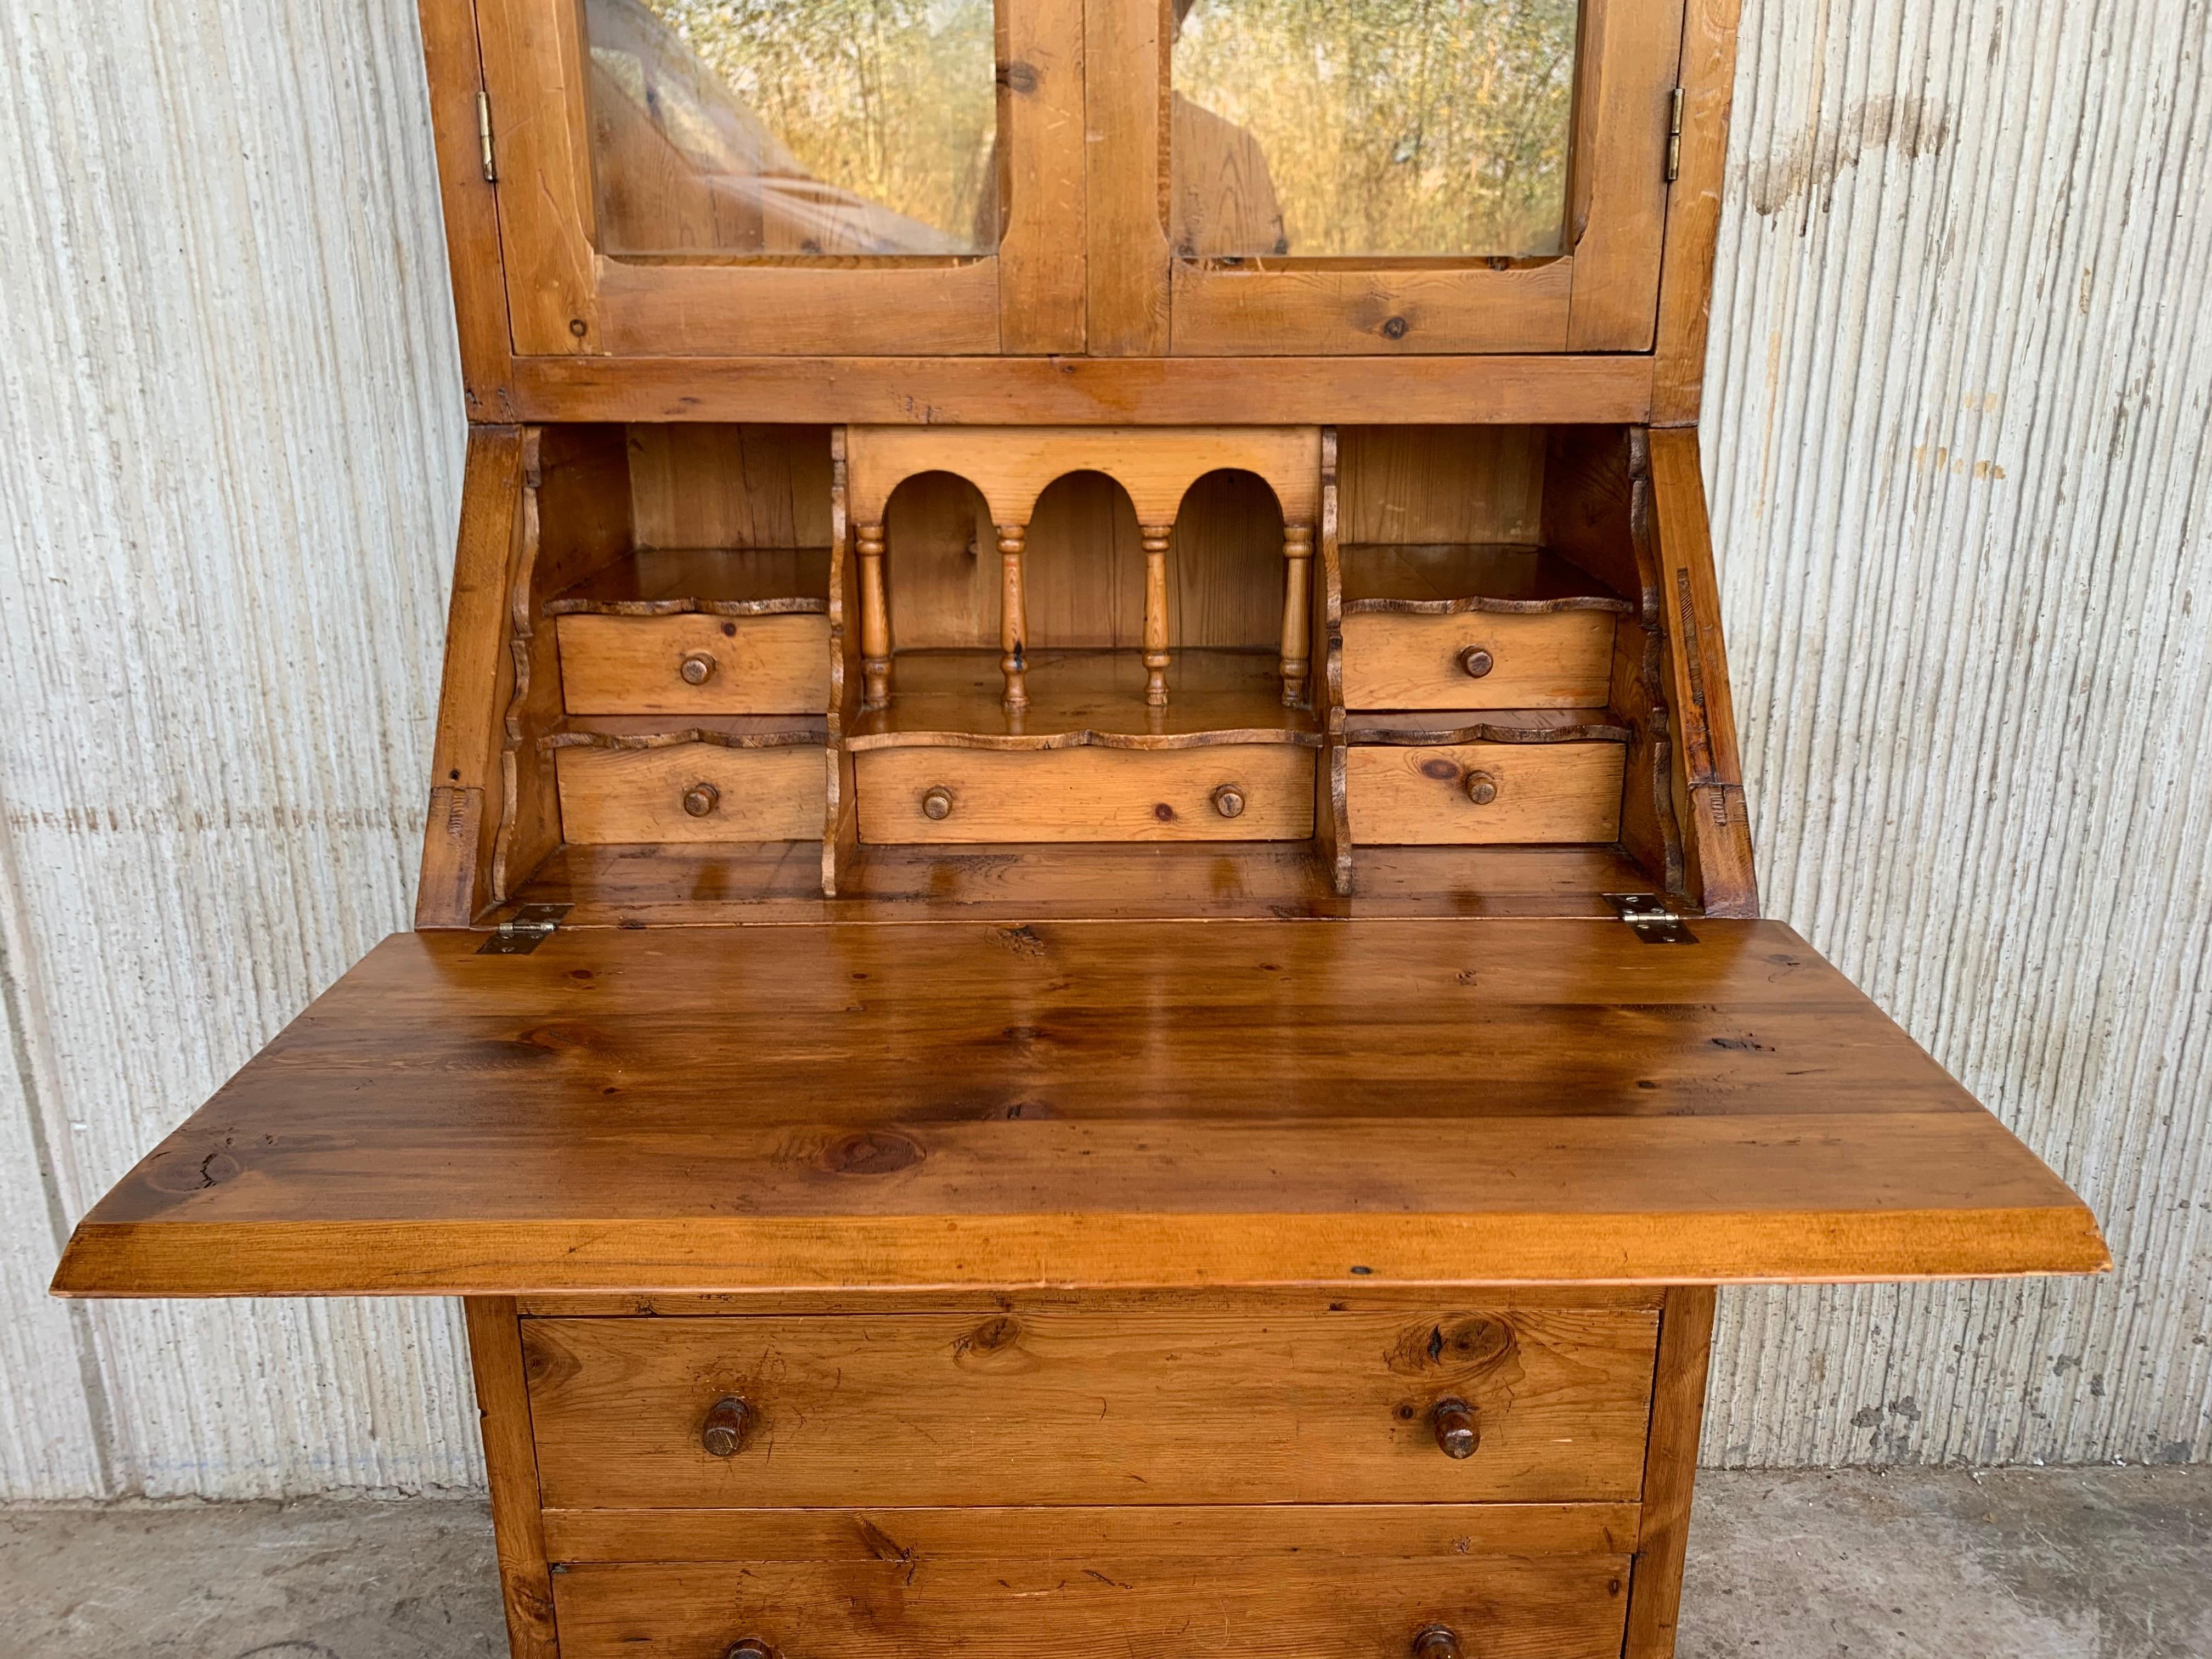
left=53, top=3, right=2108, bottom=1656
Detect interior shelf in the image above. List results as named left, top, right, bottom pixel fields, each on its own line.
left=1345, top=708, right=1630, bottom=744
left=1340, top=544, right=1632, bottom=613
left=848, top=648, right=1322, bottom=751
left=546, top=546, right=832, bottom=616
left=541, top=714, right=828, bottom=751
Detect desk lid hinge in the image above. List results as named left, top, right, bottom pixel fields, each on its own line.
left=477, top=902, right=570, bottom=955
left=1605, top=892, right=1699, bottom=945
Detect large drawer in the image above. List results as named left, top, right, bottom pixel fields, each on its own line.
left=556, top=613, right=830, bottom=716
left=1342, top=611, right=1615, bottom=710
left=1346, top=742, right=1624, bottom=845
left=549, top=1546, right=1632, bottom=1659
left=521, top=1305, right=1659, bottom=1508
left=555, top=742, right=823, bottom=843
left=854, top=745, right=1315, bottom=843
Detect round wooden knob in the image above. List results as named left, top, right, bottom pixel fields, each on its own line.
left=702, top=1395, right=754, bottom=1457
left=1212, top=785, right=1246, bottom=819
left=1431, top=1397, right=1480, bottom=1459
left=682, top=781, right=721, bottom=818
left=724, top=1642, right=774, bottom=1659
left=921, top=786, right=954, bottom=821
left=1464, top=771, right=1498, bottom=807
left=1412, top=1626, right=1462, bottom=1659
left=1458, top=646, right=1495, bottom=679
left=679, top=651, right=718, bottom=686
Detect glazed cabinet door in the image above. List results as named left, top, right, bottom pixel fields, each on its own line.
left=478, top=0, right=1086, bottom=356
left=1088, top=0, right=1686, bottom=354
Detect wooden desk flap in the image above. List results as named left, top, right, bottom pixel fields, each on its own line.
left=50, top=921, right=2108, bottom=1297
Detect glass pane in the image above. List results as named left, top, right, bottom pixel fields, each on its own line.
left=1170, top=0, right=1580, bottom=259
left=585, top=0, right=998, bottom=257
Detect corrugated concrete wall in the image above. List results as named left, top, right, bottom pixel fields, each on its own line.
left=1, top=0, right=2205, bottom=1497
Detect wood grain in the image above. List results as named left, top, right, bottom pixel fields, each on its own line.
left=555, top=614, right=831, bottom=716
left=543, top=549, right=831, bottom=618
left=51, top=921, right=2111, bottom=1296
left=414, top=0, right=515, bottom=417
left=624, top=426, right=834, bottom=551
left=1563, top=0, right=1689, bottom=350
left=540, top=1500, right=1643, bottom=1564
left=1346, top=743, right=1626, bottom=845
left=523, top=1305, right=1657, bottom=1506
left=555, top=743, right=823, bottom=843
left=1624, top=1285, right=1717, bottom=1659
left=1647, top=428, right=1756, bottom=915
left=1171, top=261, right=1572, bottom=356
left=1081, top=0, right=1171, bottom=354
left=1341, top=545, right=1632, bottom=612
left=997, top=0, right=1088, bottom=352
left=1651, top=0, right=1745, bottom=424
left=419, top=426, right=526, bottom=929
left=463, top=1297, right=557, bottom=1659
left=503, top=355, right=1658, bottom=426
left=856, top=744, right=1314, bottom=842
left=1342, top=611, right=1618, bottom=710
left=1338, top=427, right=1548, bottom=546
left=549, top=1550, right=1630, bottom=1659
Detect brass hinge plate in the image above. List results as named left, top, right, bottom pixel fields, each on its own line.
left=476, top=902, right=570, bottom=955
left=1605, top=892, right=1699, bottom=945
left=1666, top=86, right=1685, bottom=183
left=478, top=90, right=496, bottom=183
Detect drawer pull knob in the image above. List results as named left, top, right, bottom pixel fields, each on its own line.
left=701, top=1394, right=754, bottom=1457
left=1413, top=1626, right=1463, bottom=1659
left=1212, top=784, right=1246, bottom=819
left=1457, top=646, right=1495, bottom=679
left=921, top=786, right=955, bottom=821
left=1431, top=1397, right=1480, bottom=1458
left=679, top=651, right=719, bottom=686
left=724, top=1643, right=774, bottom=1659
left=1464, top=772, right=1498, bottom=807
left=682, top=781, right=721, bottom=819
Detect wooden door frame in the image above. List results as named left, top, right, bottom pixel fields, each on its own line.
left=1087, top=0, right=1689, bottom=358
left=475, top=0, right=1087, bottom=357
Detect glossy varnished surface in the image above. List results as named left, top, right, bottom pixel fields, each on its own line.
left=53, top=919, right=2106, bottom=1296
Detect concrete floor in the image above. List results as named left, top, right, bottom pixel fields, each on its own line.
left=1, top=1468, right=2205, bottom=1659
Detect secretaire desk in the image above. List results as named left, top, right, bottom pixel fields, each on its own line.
left=54, top=1, right=2108, bottom=1655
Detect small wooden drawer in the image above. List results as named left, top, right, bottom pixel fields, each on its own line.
left=520, top=1305, right=1658, bottom=1509
left=556, top=743, right=822, bottom=843
left=854, top=745, right=1314, bottom=843
left=1347, top=743, right=1624, bottom=845
left=556, top=614, right=830, bottom=715
left=549, top=1545, right=1632, bottom=1659
left=1342, top=611, right=1615, bottom=710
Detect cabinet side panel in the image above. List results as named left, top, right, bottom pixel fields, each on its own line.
left=420, top=426, right=526, bottom=927
left=1651, top=0, right=1743, bottom=425
left=416, top=0, right=516, bottom=414
left=465, top=1296, right=560, bottom=1659
left=1624, top=1285, right=1717, bottom=1659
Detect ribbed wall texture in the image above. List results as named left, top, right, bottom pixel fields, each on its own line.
left=0, top=0, right=2205, bottom=1497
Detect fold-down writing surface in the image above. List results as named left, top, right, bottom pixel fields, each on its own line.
left=52, top=921, right=2107, bottom=1297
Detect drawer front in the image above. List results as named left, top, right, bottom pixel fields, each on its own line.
left=522, top=1306, right=1658, bottom=1508
left=855, top=746, right=1315, bottom=843
left=557, top=613, right=830, bottom=715
left=556, top=743, right=822, bottom=843
left=1347, top=743, right=1624, bottom=845
left=551, top=1551, right=1631, bottom=1659
left=1342, top=611, right=1615, bottom=710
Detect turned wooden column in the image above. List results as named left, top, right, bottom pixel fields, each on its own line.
left=998, top=523, right=1029, bottom=713
left=857, top=521, right=890, bottom=709
left=1279, top=522, right=1312, bottom=707
left=1141, top=523, right=1173, bottom=707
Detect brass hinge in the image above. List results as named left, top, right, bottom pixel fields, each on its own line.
left=1605, top=893, right=1699, bottom=945
left=476, top=901, right=569, bottom=955
left=1666, top=86, right=1685, bottom=183
left=478, top=90, right=496, bottom=183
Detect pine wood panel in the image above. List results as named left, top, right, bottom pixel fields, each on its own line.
left=1081, top=0, right=1171, bottom=354
left=464, top=1297, right=558, bottom=1659
left=556, top=743, right=823, bottom=843
left=855, top=745, right=1315, bottom=842
left=1343, top=612, right=1619, bottom=710
left=524, top=1305, right=1658, bottom=1507
left=1170, top=262, right=1573, bottom=356
left=1338, top=427, right=1549, bottom=546
left=539, top=1500, right=1643, bottom=1564
left=555, top=615, right=830, bottom=716
left=1651, top=0, right=1744, bottom=424
left=550, top=1551, right=1631, bottom=1659
left=1562, top=0, right=1689, bottom=350
left=1624, top=1286, right=1717, bottom=1659
left=624, top=426, right=835, bottom=551
left=49, top=921, right=2110, bottom=1297
left=1346, top=743, right=1626, bottom=846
